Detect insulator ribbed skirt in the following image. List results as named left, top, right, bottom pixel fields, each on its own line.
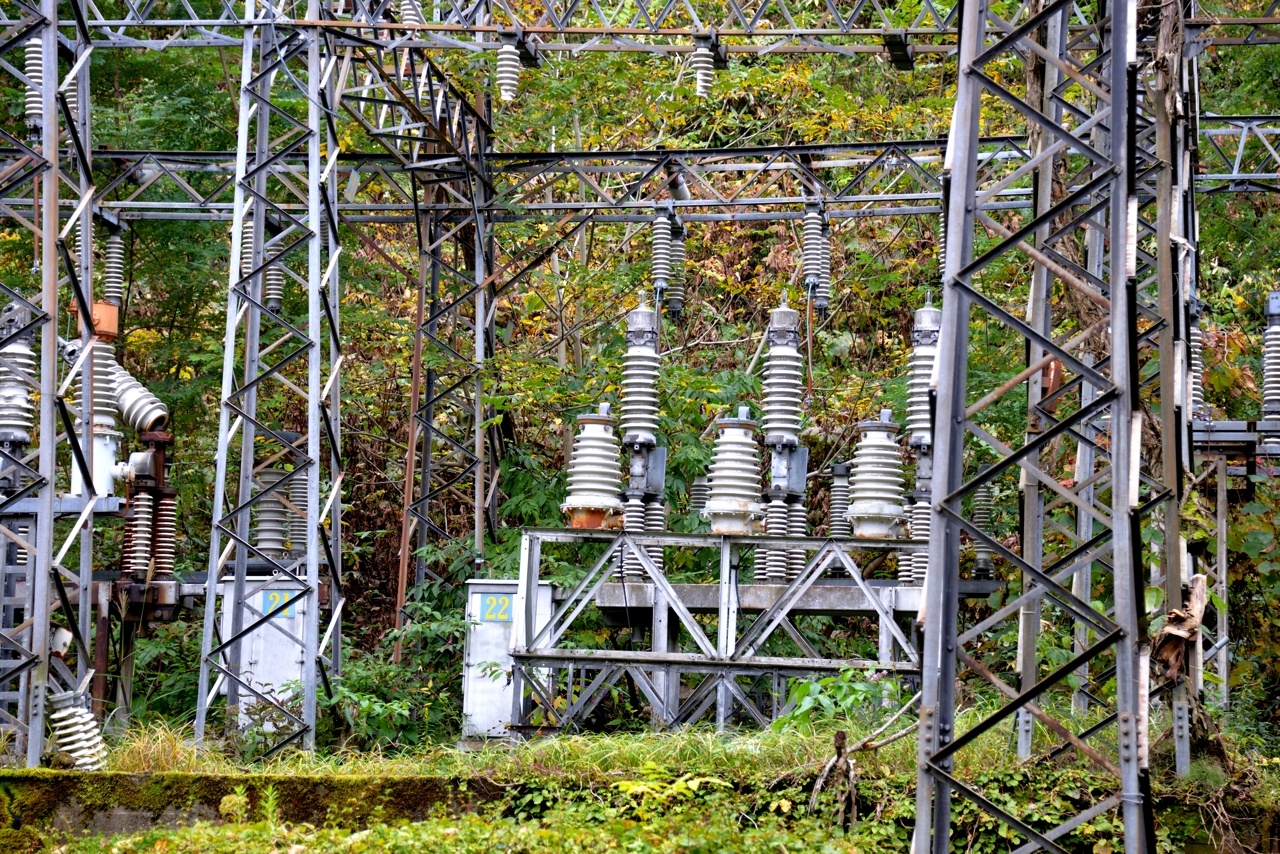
left=908, top=499, right=930, bottom=585
left=496, top=45, right=520, bottom=102
left=787, top=500, right=808, bottom=580
left=0, top=339, right=36, bottom=445
left=77, top=343, right=118, bottom=425
left=48, top=692, right=106, bottom=770
left=1188, top=322, right=1206, bottom=416
left=104, top=232, right=126, bottom=305
left=621, top=496, right=646, bottom=579
left=763, top=498, right=790, bottom=583
left=972, top=481, right=995, bottom=580
left=668, top=226, right=687, bottom=314
left=761, top=346, right=803, bottom=443
left=290, top=471, right=309, bottom=551
left=690, top=48, right=714, bottom=98
left=644, top=499, right=665, bottom=573
left=688, top=475, right=709, bottom=514
left=563, top=414, right=624, bottom=514
left=848, top=429, right=905, bottom=507
left=1264, top=322, right=1280, bottom=415
left=111, top=361, right=169, bottom=432
left=127, top=493, right=154, bottom=576
left=829, top=470, right=850, bottom=538
left=153, top=495, right=177, bottom=576
left=652, top=215, right=672, bottom=291
left=620, top=347, right=660, bottom=445
left=802, top=211, right=824, bottom=292
left=254, top=468, right=289, bottom=559
left=24, top=40, right=40, bottom=128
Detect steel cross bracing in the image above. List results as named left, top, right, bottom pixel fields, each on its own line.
left=0, top=120, right=1262, bottom=225
left=24, top=0, right=1269, bottom=53
left=192, top=5, right=345, bottom=756
left=910, top=0, right=1203, bottom=845
left=0, top=0, right=137, bottom=765
left=509, top=529, right=930, bottom=731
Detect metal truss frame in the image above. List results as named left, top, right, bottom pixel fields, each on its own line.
left=509, top=528, right=920, bottom=731
left=193, top=3, right=344, bottom=756
left=908, top=0, right=1238, bottom=838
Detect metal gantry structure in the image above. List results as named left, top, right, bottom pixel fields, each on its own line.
left=0, top=2, right=1272, bottom=851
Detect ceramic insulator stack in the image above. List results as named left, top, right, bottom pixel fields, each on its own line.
left=971, top=479, right=995, bottom=580
left=24, top=40, right=41, bottom=130
left=690, top=48, right=714, bottom=98
left=644, top=500, right=665, bottom=572
left=688, top=475, right=709, bottom=514
left=702, top=407, right=762, bottom=535
left=152, top=495, right=177, bottom=576
left=103, top=231, right=126, bottom=306
left=290, top=469, right=308, bottom=552
left=111, top=362, right=169, bottom=432
left=906, top=296, right=941, bottom=447
left=496, top=45, right=520, bottom=102
left=908, top=495, right=930, bottom=585
left=764, top=498, right=790, bottom=583
left=829, top=463, right=850, bottom=538
left=651, top=214, right=672, bottom=304
left=787, top=501, right=808, bottom=579
left=845, top=410, right=905, bottom=539
left=562, top=403, right=624, bottom=529
left=667, top=222, right=687, bottom=318
left=48, top=691, right=106, bottom=770
left=254, top=468, right=290, bottom=560
left=127, top=492, right=154, bottom=575
left=1264, top=293, right=1280, bottom=417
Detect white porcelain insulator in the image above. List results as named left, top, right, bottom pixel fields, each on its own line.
left=667, top=225, right=687, bottom=314
left=24, top=39, right=41, bottom=128
left=651, top=215, right=672, bottom=291
left=1188, top=321, right=1206, bottom=416
left=906, top=299, right=942, bottom=445
left=562, top=405, right=624, bottom=516
left=644, top=499, right=665, bottom=572
left=399, top=0, right=425, bottom=24
left=290, top=469, right=309, bottom=552
left=703, top=408, right=763, bottom=535
left=829, top=465, right=850, bottom=538
left=620, top=305, right=660, bottom=446
left=908, top=498, right=930, bottom=585
left=110, top=361, right=169, bottom=432
left=845, top=412, right=905, bottom=538
left=103, top=232, right=126, bottom=305
left=0, top=338, right=36, bottom=446
left=814, top=223, right=832, bottom=313
left=254, top=468, right=290, bottom=559
left=496, top=45, right=521, bottom=102
left=972, top=481, right=995, bottom=579
left=802, top=211, right=823, bottom=292
left=690, top=47, right=714, bottom=98
left=688, top=474, right=709, bottom=514
left=127, top=492, right=154, bottom=576
left=787, top=500, right=808, bottom=579
left=240, top=219, right=257, bottom=278
left=76, top=343, right=119, bottom=427
left=1264, top=320, right=1280, bottom=416
left=15, top=524, right=28, bottom=566
left=621, top=495, right=646, bottom=579
left=152, top=495, right=177, bottom=576
left=761, top=302, right=803, bottom=446
left=763, top=498, right=790, bottom=583
left=265, top=266, right=285, bottom=311
left=48, top=693, right=106, bottom=770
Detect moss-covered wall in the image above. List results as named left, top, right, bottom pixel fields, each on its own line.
left=0, top=770, right=503, bottom=851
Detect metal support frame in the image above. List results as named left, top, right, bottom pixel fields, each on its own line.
left=508, top=528, right=941, bottom=731
left=915, top=0, right=1164, bottom=846
left=194, top=3, right=343, bottom=755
